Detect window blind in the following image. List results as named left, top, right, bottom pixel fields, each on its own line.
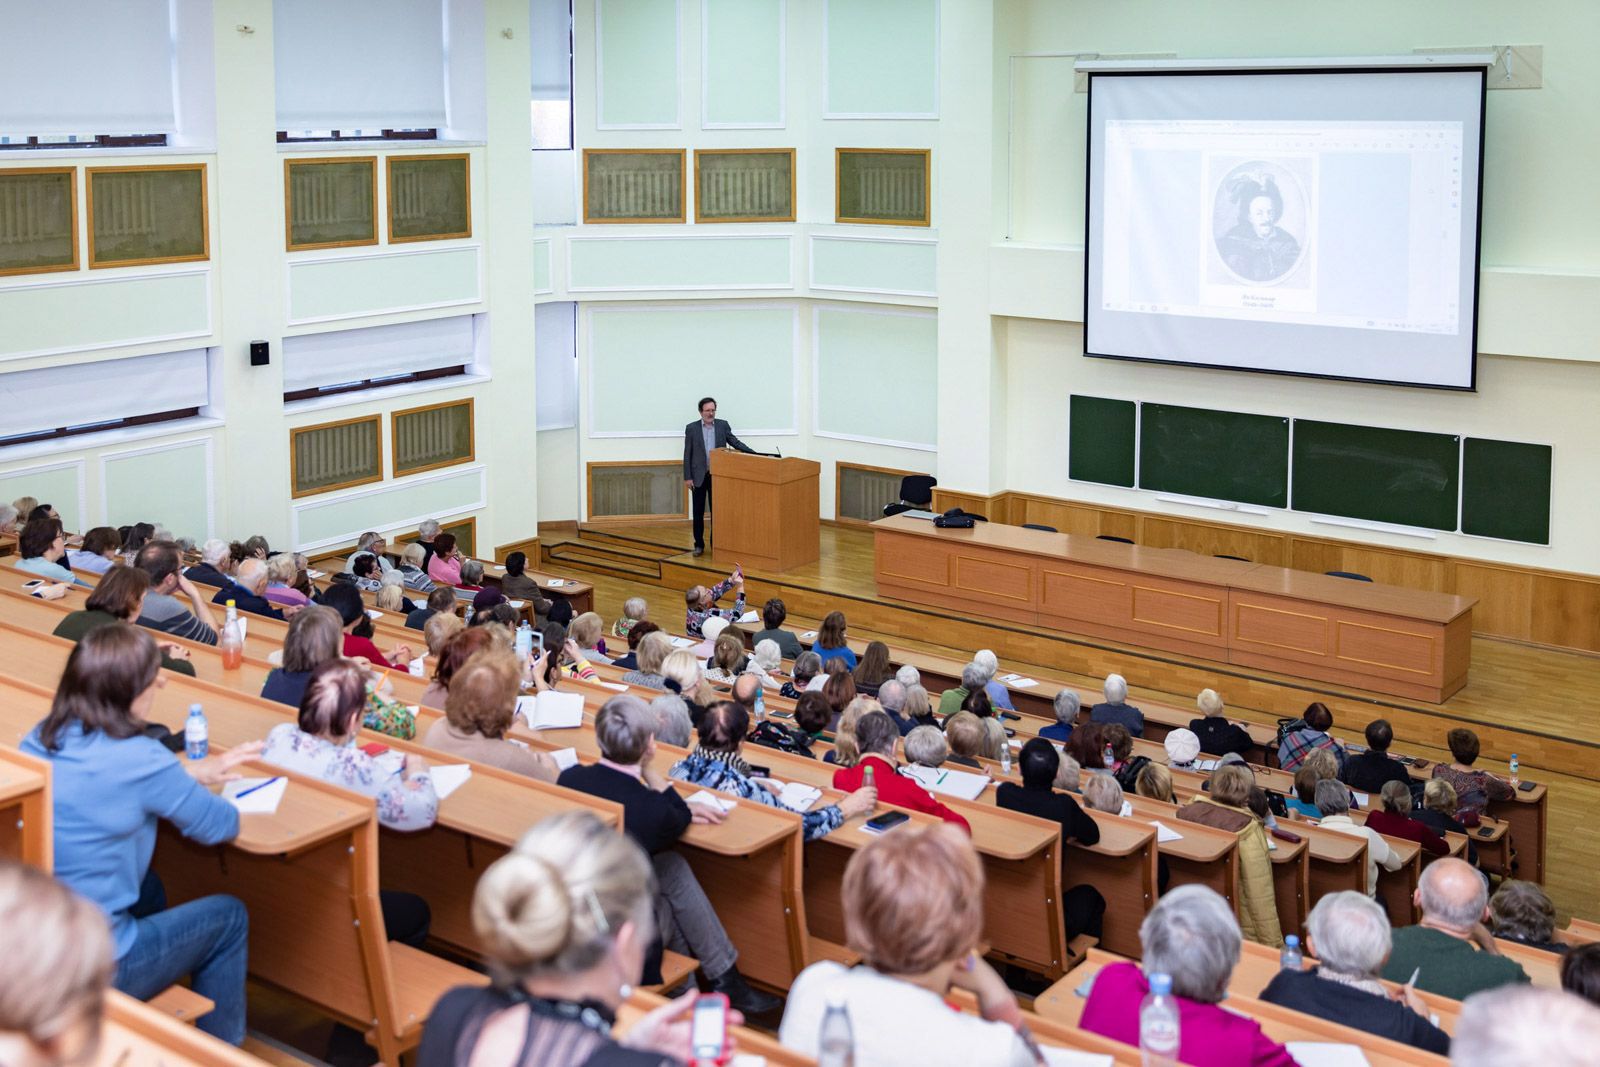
left=0, top=0, right=177, bottom=134
left=0, top=349, right=207, bottom=440
left=535, top=302, right=577, bottom=430
left=531, top=0, right=572, bottom=101
left=282, top=316, right=474, bottom=393
left=274, top=0, right=448, bottom=130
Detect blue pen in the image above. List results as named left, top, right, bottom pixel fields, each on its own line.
left=936, top=771, right=948, bottom=785
left=234, top=776, right=281, bottom=800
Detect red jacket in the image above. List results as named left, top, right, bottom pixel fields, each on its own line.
left=1365, top=808, right=1449, bottom=856
left=832, top=755, right=971, bottom=834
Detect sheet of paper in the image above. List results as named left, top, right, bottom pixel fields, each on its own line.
left=670, top=636, right=696, bottom=648
left=223, top=777, right=287, bottom=815
left=546, top=578, right=564, bottom=587
left=739, top=611, right=759, bottom=624
left=408, top=656, right=428, bottom=678
left=492, top=564, right=505, bottom=572
left=1009, top=677, right=1039, bottom=688
left=365, top=608, right=384, bottom=620
left=508, top=599, right=525, bottom=609
left=1350, top=791, right=1370, bottom=808
left=801, top=630, right=817, bottom=640
left=1040, top=1049, right=1113, bottom=1067
left=307, top=568, right=326, bottom=579
left=547, top=747, right=579, bottom=771
left=1282, top=1044, right=1371, bottom=1067
left=430, top=764, right=473, bottom=800
left=1195, top=759, right=1220, bottom=772
left=901, top=765, right=991, bottom=801
left=234, top=617, right=247, bottom=641
left=774, top=781, right=822, bottom=812
left=686, top=790, right=737, bottom=814
left=1150, top=820, right=1184, bottom=843
left=516, top=691, right=584, bottom=729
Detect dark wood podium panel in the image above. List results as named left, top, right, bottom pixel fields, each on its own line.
left=871, top=514, right=1475, bottom=703
left=710, top=451, right=820, bottom=572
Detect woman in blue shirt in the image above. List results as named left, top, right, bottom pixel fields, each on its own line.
left=14, top=515, right=86, bottom=585
left=20, top=623, right=261, bottom=1045
left=812, top=611, right=857, bottom=671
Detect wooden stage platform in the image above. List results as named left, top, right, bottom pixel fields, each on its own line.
left=542, top=518, right=1600, bottom=923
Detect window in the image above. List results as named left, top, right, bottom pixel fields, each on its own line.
left=0, top=168, right=78, bottom=276
left=531, top=0, right=574, bottom=150
left=392, top=399, right=474, bottom=477
left=284, top=157, right=378, bottom=251
left=290, top=415, right=383, bottom=497
left=276, top=129, right=438, bottom=144
left=694, top=149, right=795, bottom=223
left=836, top=148, right=932, bottom=226
left=387, top=154, right=471, bottom=242
left=87, top=164, right=209, bottom=268
left=0, top=134, right=168, bottom=151
left=583, top=149, right=686, bottom=224
left=0, top=349, right=209, bottom=448
left=274, top=0, right=449, bottom=133
left=282, top=315, right=478, bottom=402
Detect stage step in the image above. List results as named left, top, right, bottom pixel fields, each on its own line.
left=576, top=524, right=694, bottom=555
left=544, top=538, right=666, bottom=581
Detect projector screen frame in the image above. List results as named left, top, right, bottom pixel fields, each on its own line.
left=1082, top=63, right=1488, bottom=392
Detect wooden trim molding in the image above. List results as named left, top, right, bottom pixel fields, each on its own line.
left=86, top=163, right=209, bottom=269
left=283, top=156, right=379, bottom=252
left=0, top=167, right=79, bottom=277
left=390, top=397, right=475, bottom=479
left=493, top=536, right=541, bottom=564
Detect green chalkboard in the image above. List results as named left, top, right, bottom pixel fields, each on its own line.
left=1068, top=396, right=1136, bottom=487
left=1462, top=438, right=1552, bottom=545
left=1292, top=421, right=1460, bottom=531
left=1138, top=403, right=1290, bottom=508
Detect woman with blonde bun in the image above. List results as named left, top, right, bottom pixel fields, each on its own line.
left=418, top=811, right=742, bottom=1067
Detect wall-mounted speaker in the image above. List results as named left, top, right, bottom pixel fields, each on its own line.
left=249, top=341, right=270, bottom=366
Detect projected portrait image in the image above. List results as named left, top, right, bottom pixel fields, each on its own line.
left=1208, top=158, right=1313, bottom=287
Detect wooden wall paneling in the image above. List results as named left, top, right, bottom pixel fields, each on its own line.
left=1529, top=574, right=1600, bottom=651
left=1450, top=562, right=1535, bottom=640
left=1139, top=516, right=1288, bottom=567
left=1013, top=496, right=1111, bottom=538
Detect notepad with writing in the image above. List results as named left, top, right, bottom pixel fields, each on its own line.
left=900, top=765, right=990, bottom=801
left=670, top=636, right=696, bottom=648
left=430, top=764, right=472, bottom=800
left=546, top=578, right=564, bottom=587
left=223, top=777, right=287, bottom=815
left=771, top=781, right=821, bottom=812
left=408, top=655, right=428, bottom=677
left=516, top=691, right=584, bottom=729
left=687, top=791, right=737, bottom=814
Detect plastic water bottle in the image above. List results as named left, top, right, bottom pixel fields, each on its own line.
left=816, top=988, right=854, bottom=1067
left=753, top=685, right=766, bottom=722
left=1508, top=753, right=1520, bottom=786
left=861, top=763, right=876, bottom=813
left=514, top=621, right=534, bottom=661
left=464, top=604, right=475, bottom=625
left=184, top=703, right=208, bottom=761
left=1139, top=972, right=1180, bottom=1067
left=1280, top=934, right=1303, bottom=971
left=219, top=601, right=242, bottom=670
left=1000, top=740, right=1012, bottom=775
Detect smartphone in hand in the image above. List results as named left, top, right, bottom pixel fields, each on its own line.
left=691, top=993, right=731, bottom=1065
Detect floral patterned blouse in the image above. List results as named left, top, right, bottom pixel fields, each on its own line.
left=260, top=722, right=438, bottom=831
left=364, top=687, right=416, bottom=740
left=669, top=748, right=844, bottom=842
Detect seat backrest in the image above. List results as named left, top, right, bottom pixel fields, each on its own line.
left=1325, top=570, right=1373, bottom=582
left=1021, top=523, right=1057, bottom=532
left=898, top=475, right=936, bottom=507
left=882, top=502, right=914, bottom=517
left=1096, top=534, right=1134, bottom=545
left=1215, top=553, right=1250, bottom=562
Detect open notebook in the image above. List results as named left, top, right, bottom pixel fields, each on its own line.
left=515, top=691, right=585, bottom=730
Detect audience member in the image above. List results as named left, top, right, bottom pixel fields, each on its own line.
left=1415, top=777, right=1479, bottom=866
left=904, top=724, right=949, bottom=769
left=557, top=696, right=778, bottom=1014
left=20, top=624, right=258, bottom=1045
left=1366, top=780, right=1449, bottom=855
left=211, top=558, right=285, bottom=621
left=342, top=532, right=392, bottom=576
left=321, top=582, right=412, bottom=669
left=395, top=543, right=437, bottom=593
left=1079, top=885, right=1294, bottom=1066
left=1314, top=779, right=1401, bottom=896
left=426, top=532, right=464, bottom=586
left=971, top=649, right=1016, bottom=711
left=852, top=640, right=893, bottom=696
left=422, top=627, right=497, bottom=708
left=1040, top=689, right=1078, bottom=742
left=1562, top=944, right=1600, bottom=1007
left=454, top=558, right=487, bottom=595
left=495, top=551, right=553, bottom=620
left=0, top=503, right=18, bottom=537
left=607, top=620, right=657, bottom=671
left=650, top=693, right=693, bottom=748
left=118, top=523, right=156, bottom=564
left=748, top=638, right=783, bottom=684
left=960, top=688, right=1007, bottom=761
left=419, top=811, right=723, bottom=1067
left=611, top=594, right=648, bottom=639
left=1278, top=701, right=1346, bottom=773
left=66, top=526, right=120, bottom=575
left=1136, top=762, right=1175, bottom=803
left=16, top=516, right=84, bottom=585
left=1287, top=767, right=1324, bottom=819
left=895, top=663, right=921, bottom=688
left=234, top=535, right=270, bottom=562
left=833, top=711, right=971, bottom=832
left=1177, top=764, right=1283, bottom=947
left=1259, top=891, right=1450, bottom=1054
left=422, top=610, right=465, bottom=663
left=943, top=711, right=986, bottom=769
left=821, top=668, right=858, bottom=721
left=1055, top=753, right=1083, bottom=794
left=671, top=702, right=873, bottom=841
left=902, top=683, right=937, bottom=730
left=1341, top=718, right=1412, bottom=793
left=936, top=663, right=985, bottom=717
left=1187, top=688, right=1253, bottom=757
left=0, top=858, right=116, bottom=1067
left=133, top=540, right=220, bottom=644
left=183, top=538, right=234, bottom=588
left=423, top=649, right=558, bottom=782
left=684, top=568, right=746, bottom=637
left=779, top=824, right=1036, bottom=1066
left=51, top=565, right=196, bottom=677
left=1163, top=727, right=1201, bottom=770
left=10, top=495, right=38, bottom=520
left=568, top=612, right=610, bottom=665
left=260, top=605, right=342, bottom=708
left=262, top=553, right=311, bottom=611
left=621, top=631, right=673, bottom=690
left=1451, top=986, right=1600, bottom=1067
left=414, top=519, right=441, bottom=570
left=374, top=582, right=407, bottom=614
left=345, top=552, right=385, bottom=592
left=781, top=649, right=823, bottom=698
left=660, top=649, right=714, bottom=724
left=752, top=597, right=802, bottom=658
left=1432, top=727, right=1515, bottom=826
left=407, top=586, right=457, bottom=631
left=997, top=739, right=1105, bottom=939
left=703, top=632, right=747, bottom=685
left=1489, top=881, right=1562, bottom=953
left=1089, top=673, right=1144, bottom=736
left=874, top=678, right=913, bottom=734
left=824, top=696, right=875, bottom=767
left=813, top=610, right=856, bottom=670
left=1079, top=770, right=1124, bottom=816
left=1382, top=857, right=1529, bottom=998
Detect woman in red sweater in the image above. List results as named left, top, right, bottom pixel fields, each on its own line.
left=322, top=583, right=413, bottom=670
left=1364, top=780, right=1449, bottom=856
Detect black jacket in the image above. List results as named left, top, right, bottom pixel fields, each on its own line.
left=1341, top=749, right=1412, bottom=794
left=211, top=581, right=284, bottom=620
left=996, top=782, right=1102, bottom=847
left=1260, top=967, right=1450, bottom=1055
left=557, top=763, right=690, bottom=855
left=1187, top=717, right=1255, bottom=758
left=1412, top=808, right=1477, bottom=865
left=183, top=561, right=231, bottom=588
left=682, top=418, right=754, bottom=487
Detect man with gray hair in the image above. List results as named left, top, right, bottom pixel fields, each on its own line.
left=183, top=537, right=235, bottom=588
left=1041, top=689, right=1078, bottom=742
left=1261, top=891, right=1450, bottom=1053
left=650, top=694, right=692, bottom=747
left=971, top=649, right=1016, bottom=711
left=875, top=678, right=914, bottom=735
left=894, top=662, right=920, bottom=689
left=1452, top=986, right=1600, bottom=1067
left=937, top=662, right=990, bottom=716
left=1090, top=672, right=1144, bottom=736
left=1382, top=857, right=1529, bottom=999
left=903, top=724, right=948, bottom=769
left=345, top=531, right=395, bottom=575
left=415, top=518, right=442, bottom=569
left=209, top=557, right=285, bottom=620
left=1313, top=778, right=1401, bottom=897
left=1079, top=885, right=1293, bottom=1063
left=557, top=695, right=779, bottom=1015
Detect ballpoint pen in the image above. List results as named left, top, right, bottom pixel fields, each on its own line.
left=234, top=776, right=282, bottom=800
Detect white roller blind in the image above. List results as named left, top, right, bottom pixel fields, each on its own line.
left=531, top=0, right=572, bottom=101
left=535, top=302, right=577, bottom=430
left=0, top=350, right=207, bottom=440
left=274, top=0, right=448, bottom=130
left=0, top=0, right=176, bottom=134
left=283, top=316, right=475, bottom=393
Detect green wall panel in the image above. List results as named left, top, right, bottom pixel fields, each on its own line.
left=814, top=307, right=936, bottom=448
left=811, top=237, right=936, bottom=295
left=0, top=463, right=81, bottom=531
left=703, top=0, right=784, bottom=126
left=295, top=468, right=484, bottom=549
left=826, top=0, right=937, bottom=116
left=568, top=236, right=791, bottom=291
left=598, top=0, right=680, bottom=127
left=534, top=239, right=553, bottom=292
left=0, top=272, right=210, bottom=360
left=287, top=247, right=480, bottom=324
left=588, top=306, right=795, bottom=435
left=103, top=441, right=210, bottom=541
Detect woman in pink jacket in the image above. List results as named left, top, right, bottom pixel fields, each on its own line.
left=1080, top=885, right=1295, bottom=1067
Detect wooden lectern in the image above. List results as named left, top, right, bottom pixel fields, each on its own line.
left=708, top=450, right=820, bottom=571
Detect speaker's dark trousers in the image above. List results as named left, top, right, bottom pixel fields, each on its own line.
left=692, top=475, right=713, bottom=549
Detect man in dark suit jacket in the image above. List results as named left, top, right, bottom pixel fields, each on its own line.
left=996, top=739, right=1104, bottom=940
left=1342, top=718, right=1413, bottom=794
left=682, top=396, right=755, bottom=556
left=210, top=559, right=285, bottom=621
